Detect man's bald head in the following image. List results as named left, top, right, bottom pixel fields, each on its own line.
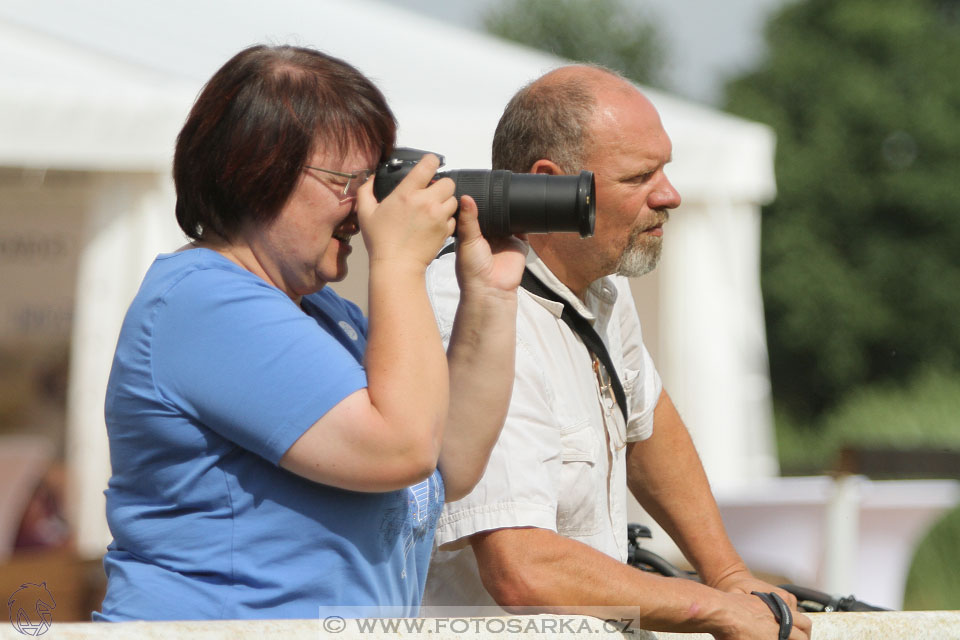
left=493, top=64, right=679, bottom=295
left=492, top=64, right=641, bottom=174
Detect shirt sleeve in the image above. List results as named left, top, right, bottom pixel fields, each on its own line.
left=150, top=268, right=368, bottom=465
left=614, top=277, right=662, bottom=442
left=425, top=251, right=458, bottom=344
left=427, top=256, right=563, bottom=549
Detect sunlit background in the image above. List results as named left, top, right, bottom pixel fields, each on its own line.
left=1, top=0, right=958, bottom=621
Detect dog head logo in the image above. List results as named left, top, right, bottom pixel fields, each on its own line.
left=7, top=582, right=56, bottom=636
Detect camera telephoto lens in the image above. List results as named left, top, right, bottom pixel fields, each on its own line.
left=440, top=169, right=595, bottom=238
left=373, top=148, right=595, bottom=238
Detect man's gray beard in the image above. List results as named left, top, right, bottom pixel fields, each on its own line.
left=615, top=229, right=662, bottom=278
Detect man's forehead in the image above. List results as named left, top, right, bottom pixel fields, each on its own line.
left=592, top=84, right=659, bottom=127
left=591, top=94, right=670, bottom=148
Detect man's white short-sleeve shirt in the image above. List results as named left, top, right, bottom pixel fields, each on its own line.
left=423, top=248, right=662, bottom=608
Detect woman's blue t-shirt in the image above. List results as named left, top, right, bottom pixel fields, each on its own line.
left=96, top=248, right=443, bottom=621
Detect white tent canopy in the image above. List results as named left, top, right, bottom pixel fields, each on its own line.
left=0, top=0, right=778, bottom=558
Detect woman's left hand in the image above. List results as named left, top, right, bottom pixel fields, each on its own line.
left=437, top=195, right=527, bottom=502
left=453, top=195, right=528, bottom=297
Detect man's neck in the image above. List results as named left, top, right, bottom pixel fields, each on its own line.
left=529, top=238, right=598, bottom=302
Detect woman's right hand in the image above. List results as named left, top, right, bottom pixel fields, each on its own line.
left=355, top=153, right=458, bottom=269
left=283, top=155, right=458, bottom=493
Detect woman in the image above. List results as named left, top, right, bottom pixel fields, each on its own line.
left=95, top=44, right=525, bottom=620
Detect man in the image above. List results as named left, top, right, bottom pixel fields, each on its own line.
left=423, top=65, right=812, bottom=639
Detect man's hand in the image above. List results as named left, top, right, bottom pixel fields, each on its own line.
left=711, top=590, right=812, bottom=640
left=710, top=569, right=812, bottom=640
left=710, top=568, right=798, bottom=611
left=470, top=526, right=813, bottom=639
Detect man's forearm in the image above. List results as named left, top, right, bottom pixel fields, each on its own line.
left=625, top=390, right=748, bottom=586
left=469, top=527, right=793, bottom=638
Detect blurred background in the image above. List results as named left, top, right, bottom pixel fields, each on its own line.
left=1, top=0, right=958, bottom=621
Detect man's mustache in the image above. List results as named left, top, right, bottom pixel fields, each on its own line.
left=645, top=210, right=670, bottom=230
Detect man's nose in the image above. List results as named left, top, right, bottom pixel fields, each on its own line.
left=650, top=175, right=681, bottom=210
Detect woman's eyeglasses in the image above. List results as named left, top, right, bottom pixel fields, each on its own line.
left=304, top=165, right=373, bottom=200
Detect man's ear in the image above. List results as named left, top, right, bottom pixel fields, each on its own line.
left=529, top=159, right=564, bottom=175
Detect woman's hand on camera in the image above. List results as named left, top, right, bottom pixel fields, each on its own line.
left=453, top=194, right=527, bottom=298
left=438, top=194, right=527, bottom=502
left=356, top=153, right=457, bottom=270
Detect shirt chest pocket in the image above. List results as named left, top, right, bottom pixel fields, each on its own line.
left=556, top=422, right=602, bottom=536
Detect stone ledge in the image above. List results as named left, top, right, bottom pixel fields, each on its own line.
left=2, top=611, right=960, bottom=639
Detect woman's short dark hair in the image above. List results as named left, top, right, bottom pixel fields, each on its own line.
left=174, top=45, right=397, bottom=241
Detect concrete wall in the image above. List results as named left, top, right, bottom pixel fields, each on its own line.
left=2, top=612, right=959, bottom=640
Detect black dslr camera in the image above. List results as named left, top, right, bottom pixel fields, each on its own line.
left=373, top=148, right=595, bottom=238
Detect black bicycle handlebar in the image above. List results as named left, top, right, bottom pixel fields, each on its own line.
left=626, top=523, right=890, bottom=613
left=778, top=583, right=888, bottom=612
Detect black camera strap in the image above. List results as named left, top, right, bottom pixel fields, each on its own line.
left=437, top=242, right=456, bottom=258
left=435, top=243, right=628, bottom=423
left=519, top=269, right=629, bottom=425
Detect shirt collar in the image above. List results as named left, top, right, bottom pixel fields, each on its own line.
left=525, top=250, right=620, bottom=323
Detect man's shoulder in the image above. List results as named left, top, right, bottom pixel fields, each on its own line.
left=426, top=245, right=458, bottom=286
left=425, top=250, right=459, bottom=329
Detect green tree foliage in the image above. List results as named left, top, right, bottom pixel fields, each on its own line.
left=482, top=0, right=666, bottom=87
left=904, top=504, right=960, bottom=610
left=775, top=367, right=960, bottom=473
left=724, top=0, right=960, bottom=419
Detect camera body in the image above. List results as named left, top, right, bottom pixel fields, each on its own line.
left=373, top=147, right=595, bottom=238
